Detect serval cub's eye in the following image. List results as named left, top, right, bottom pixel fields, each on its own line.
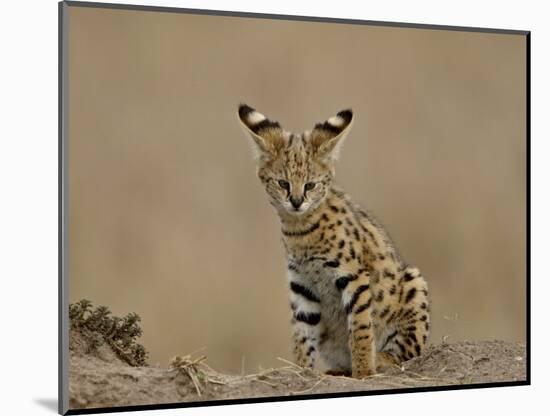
left=278, top=180, right=290, bottom=190
left=304, top=182, right=316, bottom=192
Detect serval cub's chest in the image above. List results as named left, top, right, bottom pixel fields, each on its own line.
left=288, top=253, right=352, bottom=371
left=238, top=104, right=430, bottom=378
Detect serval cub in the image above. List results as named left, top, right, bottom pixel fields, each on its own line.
left=238, top=104, right=430, bottom=378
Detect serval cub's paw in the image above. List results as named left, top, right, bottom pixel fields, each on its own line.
left=352, top=365, right=375, bottom=379
left=376, top=351, right=400, bottom=372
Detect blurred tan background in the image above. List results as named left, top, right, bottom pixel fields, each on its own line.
left=67, top=6, right=527, bottom=373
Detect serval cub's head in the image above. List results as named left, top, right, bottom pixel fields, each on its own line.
left=238, top=104, right=353, bottom=218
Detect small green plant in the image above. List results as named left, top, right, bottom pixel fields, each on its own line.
left=69, top=299, right=149, bottom=366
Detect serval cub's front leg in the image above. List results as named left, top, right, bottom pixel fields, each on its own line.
left=288, top=272, right=322, bottom=369
left=335, top=268, right=375, bottom=378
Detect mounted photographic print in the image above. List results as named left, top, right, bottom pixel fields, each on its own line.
left=58, top=1, right=530, bottom=414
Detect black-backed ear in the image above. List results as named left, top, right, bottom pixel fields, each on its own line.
left=310, top=109, right=354, bottom=161
left=238, top=104, right=284, bottom=160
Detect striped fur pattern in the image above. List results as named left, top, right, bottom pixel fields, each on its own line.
left=238, top=104, right=430, bottom=378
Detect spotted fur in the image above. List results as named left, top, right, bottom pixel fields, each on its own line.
left=238, top=104, right=430, bottom=378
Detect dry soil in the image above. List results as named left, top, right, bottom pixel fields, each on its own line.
left=69, top=328, right=527, bottom=411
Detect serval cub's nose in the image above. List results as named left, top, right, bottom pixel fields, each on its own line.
left=290, top=196, right=304, bottom=209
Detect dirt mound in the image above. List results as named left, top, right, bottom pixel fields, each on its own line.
left=67, top=301, right=526, bottom=410
left=69, top=326, right=526, bottom=410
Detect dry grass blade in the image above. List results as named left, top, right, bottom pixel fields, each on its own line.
left=187, top=369, right=202, bottom=396
left=255, top=379, right=278, bottom=388
left=447, top=347, right=474, bottom=360
left=282, top=367, right=309, bottom=381
left=244, top=367, right=276, bottom=379
left=276, top=357, right=303, bottom=369
left=169, top=354, right=210, bottom=396
left=376, top=379, right=411, bottom=388
left=401, top=369, right=454, bottom=383
left=290, top=376, right=327, bottom=395
left=205, top=378, right=227, bottom=385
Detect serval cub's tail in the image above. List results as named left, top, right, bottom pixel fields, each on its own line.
left=379, top=266, right=430, bottom=364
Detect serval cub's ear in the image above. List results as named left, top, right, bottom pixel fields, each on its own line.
left=238, top=104, right=284, bottom=160
left=311, top=109, right=354, bottom=161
